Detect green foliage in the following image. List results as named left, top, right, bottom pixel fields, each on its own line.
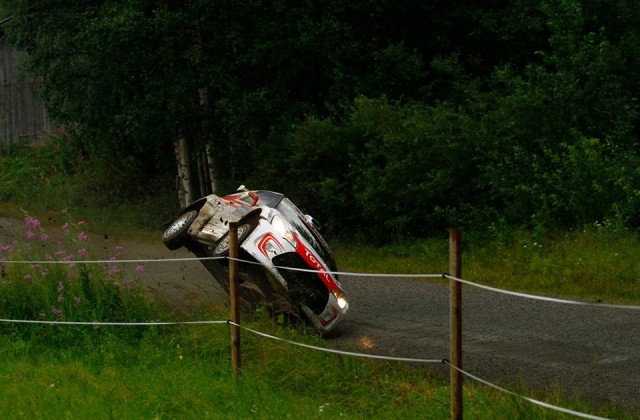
left=0, top=139, right=179, bottom=230
left=3, top=1, right=640, bottom=242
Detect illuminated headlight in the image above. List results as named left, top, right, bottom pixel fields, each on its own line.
left=333, top=290, right=348, bottom=309
left=271, top=215, right=296, bottom=245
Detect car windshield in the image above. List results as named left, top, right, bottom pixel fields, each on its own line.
left=275, top=197, right=337, bottom=272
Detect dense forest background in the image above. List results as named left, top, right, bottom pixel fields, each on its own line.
left=1, top=1, right=639, bottom=242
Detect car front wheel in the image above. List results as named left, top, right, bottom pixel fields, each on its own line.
left=213, top=222, right=254, bottom=256
left=162, top=209, right=198, bottom=250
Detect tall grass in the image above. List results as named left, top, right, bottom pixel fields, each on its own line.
left=0, top=139, right=177, bottom=232
left=0, top=214, right=169, bottom=346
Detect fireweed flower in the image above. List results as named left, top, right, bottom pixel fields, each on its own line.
left=61, top=223, right=69, bottom=232
left=40, top=232, right=49, bottom=242
left=77, top=248, right=88, bottom=257
left=25, top=216, right=41, bottom=229
left=25, top=230, right=36, bottom=241
left=78, top=232, right=88, bottom=242
left=135, top=264, right=145, bottom=274
left=114, top=245, right=124, bottom=255
left=51, top=308, right=63, bottom=318
left=107, top=265, right=121, bottom=276
left=74, top=296, right=81, bottom=307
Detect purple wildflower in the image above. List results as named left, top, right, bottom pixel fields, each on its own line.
left=74, top=296, right=82, bottom=307
left=107, top=265, right=121, bottom=276
left=25, top=230, right=36, bottom=241
left=61, top=223, right=69, bottom=232
left=78, top=248, right=88, bottom=257
left=135, top=264, right=145, bottom=274
left=40, top=232, right=49, bottom=242
left=57, top=295, right=64, bottom=303
left=25, top=216, right=41, bottom=229
left=51, top=308, right=63, bottom=318
left=23, top=274, right=32, bottom=280
left=78, top=232, right=88, bottom=242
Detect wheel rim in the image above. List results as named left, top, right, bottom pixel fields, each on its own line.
left=215, top=224, right=250, bottom=254
left=164, top=211, right=195, bottom=239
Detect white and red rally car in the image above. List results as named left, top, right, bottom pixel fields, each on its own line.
left=162, top=186, right=348, bottom=333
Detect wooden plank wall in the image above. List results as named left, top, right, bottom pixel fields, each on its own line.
left=0, top=41, right=55, bottom=151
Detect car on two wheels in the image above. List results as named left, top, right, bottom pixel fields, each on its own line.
left=162, top=187, right=348, bottom=333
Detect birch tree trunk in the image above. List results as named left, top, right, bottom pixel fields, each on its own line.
left=174, top=136, right=193, bottom=207
left=205, top=139, right=218, bottom=194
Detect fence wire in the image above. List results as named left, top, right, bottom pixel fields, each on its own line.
left=0, top=254, right=631, bottom=418
left=443, top=360, right=609, bottom=420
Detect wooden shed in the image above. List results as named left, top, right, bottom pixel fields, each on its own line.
left=1, top=23, right=57, bottom=151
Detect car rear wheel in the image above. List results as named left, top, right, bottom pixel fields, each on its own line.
left=213, top=222, right=254, bottom=256
left=162, top=210, right=198, bottom=250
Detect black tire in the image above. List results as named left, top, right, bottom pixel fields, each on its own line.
left=213, top=221, right=256, bottom=256
left=162, top=209, right=198, bottom=250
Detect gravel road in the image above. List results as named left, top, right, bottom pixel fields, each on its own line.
left=1, top=217, right=638, bottom=412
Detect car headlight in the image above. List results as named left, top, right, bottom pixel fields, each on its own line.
left=333, top=290, right=348, bottom=310
left=272, top=215, right=296, bottom=245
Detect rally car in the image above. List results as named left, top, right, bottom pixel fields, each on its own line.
left=162, top=186, right=348, bottom=333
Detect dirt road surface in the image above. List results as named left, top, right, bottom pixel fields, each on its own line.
left=1, top=217, right=638, bottom=412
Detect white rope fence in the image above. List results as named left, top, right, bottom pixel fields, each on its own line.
left=0, top=254, right=633, bottom=418
left=443, top=273, right=640, bottom=310
left=443, top=360, right=609, bottom=420
left=0, top=314, right=612, bottom=419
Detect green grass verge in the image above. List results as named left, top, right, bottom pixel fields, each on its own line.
left=1, top=317, right=633, bottom=419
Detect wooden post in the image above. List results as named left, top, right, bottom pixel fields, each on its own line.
left=229, top=222, right=241, bottom=377
left=449, top=228, right=463, bottom=419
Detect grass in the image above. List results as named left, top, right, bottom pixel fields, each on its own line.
left=1, top=318, right=633, bottom=419
left=334, top=225, right=640, bottom=305
left=1, top=141, right=639, bottom=418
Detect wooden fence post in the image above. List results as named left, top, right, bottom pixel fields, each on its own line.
left=449, top=228, right=463, bottom=419
left=229, top=222, right=241, bottom=378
